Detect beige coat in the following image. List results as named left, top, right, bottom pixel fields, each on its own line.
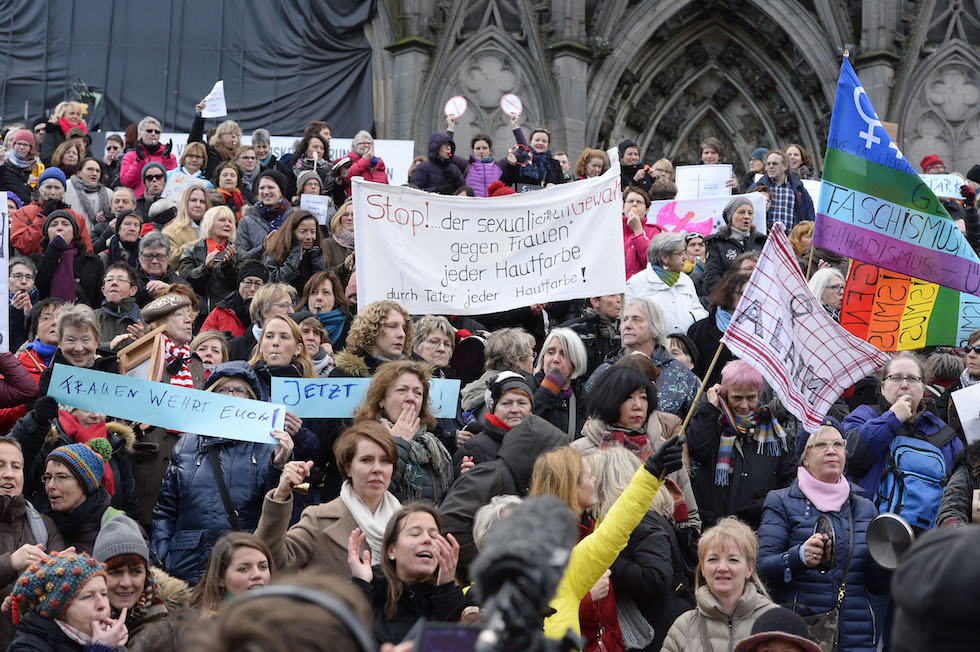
left=161, top=223, right=201, bottom=268
left=661, top=583, right=776, bottom=652
left=572, top=411, right=702, bottom=532
left=253, top=492, right=369, bottom=578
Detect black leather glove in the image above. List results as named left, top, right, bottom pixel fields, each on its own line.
left=136, top=146, right=146, bottom=162
left=40, top=199, right=63, bottom=217
left=644, top=435, right=684, bottom=478
left=162, top=140, right=173, bottom=158
left=961, top=184, right=976, bottom=208
left=32, top=396, right=59, bottom=425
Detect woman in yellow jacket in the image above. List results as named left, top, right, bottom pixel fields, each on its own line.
left=531, top=436, right=684, bottom=646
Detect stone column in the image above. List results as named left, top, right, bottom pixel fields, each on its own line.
left=854, top=0, right=902, bottom=115
left=549, top=0, right=590, bottom=155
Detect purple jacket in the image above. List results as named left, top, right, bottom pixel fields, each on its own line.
left=466, top=157, right=504, bottom=196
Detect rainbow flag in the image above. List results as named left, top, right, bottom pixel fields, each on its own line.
left=841, top=261, right=980, bottom=351
left=813, top=57, right=980, bottom=296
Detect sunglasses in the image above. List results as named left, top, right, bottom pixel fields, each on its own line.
left=144, top=173, right=165, bottom=181
left=144, top=128, right=161, bottom=134
left=965, top=346, right=980, bottom=355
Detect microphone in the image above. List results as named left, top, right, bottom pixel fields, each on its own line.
left=472, top=496, right=579, bottom=652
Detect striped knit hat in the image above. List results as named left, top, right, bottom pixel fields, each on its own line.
left=46, top=440, right=110, bottom=496
left=11, top=551, right=106, bottom=623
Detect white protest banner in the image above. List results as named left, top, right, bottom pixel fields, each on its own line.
left=201, top=80, right=227, bottom=118
left=106, top=133, right=416, bottom=186
left=918, top=173, right=964, bottom=200
left=0, top=199, right=7, bottom=352
left=300, top=194, right=334, bottom=226
left=48, top=365, right=285, bottom=444
left=646, top=192, right=767, bottom=236
left=161, top=170, right=207, bottom=200
left=675, top=164, right=733, bottom=199
left=272, top=377, right=460, bottom=419
left=721, top=225, right=889, bottom=431
left=352, top=165, right=626, bottom=314
left=952, top=383, right=980, bottom=443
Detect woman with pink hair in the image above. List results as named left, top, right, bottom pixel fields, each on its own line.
left=686, top=360, right=797, bottom=529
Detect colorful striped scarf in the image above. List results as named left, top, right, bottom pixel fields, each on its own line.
left=714, top=399, right=787, bottom=486
left=162, top=334, right=194, bottom=388
left=652, top=264, right=680, bottom=287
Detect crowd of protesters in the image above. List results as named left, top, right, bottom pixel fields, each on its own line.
left=0, top=98, right=977, bottom=652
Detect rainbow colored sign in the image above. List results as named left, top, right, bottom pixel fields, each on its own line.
left=841, top=261, right=980, bottom=351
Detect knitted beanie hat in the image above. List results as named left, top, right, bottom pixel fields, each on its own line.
left=46, top=440, right=109, bottom=496
left=749, top=147, right=769, bottom=162
left=10, top=129, right=35, bottom=149
left=484, top=371, right=534, bottom=412
left=42, top=209, right=80, bottom=238
left=11, top=551, right=106, bottom=623
left=237, top=260, right=269, bottom=285
left=37, top=167, right=67, bottom=190
left=487, top=180, right=516, bottom=197
left=722, top=197, right=754, bottom=225
left=93, top=515, right=149, bottom=565
left=140, top=161, right=167, bottom=181
left=296, top=169, right=321, bottom=192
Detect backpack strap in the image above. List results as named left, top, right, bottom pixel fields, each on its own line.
left=25, top=501, right=48, bottom=549
left=925, top=425, right=958, bottom=451
left=208, top=444, right=242, bottom=531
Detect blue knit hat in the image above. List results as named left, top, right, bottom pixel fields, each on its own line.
left=11, top=551, right=106, bottom=623
left=5, top=191, right=22, bottom=210
left=46, top=440, right=109, bottom=496
left=36, top=167, right=67, bottom=190
left=750, top=147, right=769, bottom=162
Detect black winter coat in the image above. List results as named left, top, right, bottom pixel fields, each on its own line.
left=686, top=308, right=735, bottom=388
left=687, top=401, right=797, bottom=528
left=8, top=610, right=87, bottom=652
left=31, top=244, right=104, bottom=309
left=532, top=372, right=587, bottom=439
left=39, top=122, right=66, bottom=166
left=409, top=131, right=466, bottom=194
left=178, top=239, right=240, bottom=317
left=936, top=440, right=980, bottom=527
left=0, top=161, right=33, bottom=205
left=702, top=227, right=766, bottom=296
left=135, top=264, right=188, bottom=307
left=441, top=414, right=570, bottom=583
left=561, top=310, right=621, bottom=380
left=609, top=512, right=695, bottom=652
left=452, top=419, right=509, bottom=473
left=353, top=568, right=472, bottom=645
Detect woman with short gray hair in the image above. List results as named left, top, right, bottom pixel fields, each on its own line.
left=342, top=130, right=388, bottom=197
left=120, top=115, right=177, bottom=198
left=625, top=232, right=707, bottom=334
left=533, top=327, right=589, bottom=438
left=413, top=315, right=456, bottom=372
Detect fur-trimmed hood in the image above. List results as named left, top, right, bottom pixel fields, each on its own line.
left=45, top=416, right=136, bottom=454
left=334, top=350, right=370, bottom=377
left=151, top=567, right=192, bottom=613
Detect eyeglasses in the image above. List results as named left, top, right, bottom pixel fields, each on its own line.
left=826, top=284, right=845, bottom=293
left=144, top=128, right=161, bottom=134
left=240, top=279, right=264, bottom=288
left=42, top=473, right=75, bottom=486
left=884, top=374, right=923, bottom=385
left=144, top=173, right=164, bottom=181
left=214, top=386, right=251, bottom=398
left=271, top=301, right=294, bottom=310
left=684, top=233, right=703, bottom=243
left=33, top=127, right=45, bottom=134
left=423, top=338, right=453, bottom=350
left=9, top=272, right=34, bottom=281
left=810, top=440, right=846, bottom=451
left=140, top=253, right=167, bottom=262
left=238, top=155, right=256, bottom=161
left=184, top=154, right=203, bottom=160
left=103, top=276, right=131, bottom=285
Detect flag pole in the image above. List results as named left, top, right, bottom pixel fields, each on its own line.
left=805, top=248, right=815, bottom=280
left=679, top=341, right=727, bottom=435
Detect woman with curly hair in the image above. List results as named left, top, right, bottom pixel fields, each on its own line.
left=574, top=149, right=610, bottom=180
left=330, top=300, right=414, bottom=378
left=353, top=361, right=454, bottom=506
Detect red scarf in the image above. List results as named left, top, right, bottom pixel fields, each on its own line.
left=58, top=118, right=86, bottom=135
left=57, top=411, right=115, bottom=496
left=162, top=334, right=194, bottom=388
left=218, top=188, right=245, bottom=221
left=206, top=239, right=227, bottom=255
left=485, top=414, right=512, bottom=432
left=599, top=427, right=653, bottom=459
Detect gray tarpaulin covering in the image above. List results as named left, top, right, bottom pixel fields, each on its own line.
left=0, top=0, right=376, bottom=135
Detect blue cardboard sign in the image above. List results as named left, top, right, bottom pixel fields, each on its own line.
left=272, top=377, right=461, bottom=419
left=48, top=364, right=284, bottom=444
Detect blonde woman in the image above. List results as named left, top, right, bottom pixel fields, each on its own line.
left=324, top=200, right=355, bottom=287
left=40, top=101, right=87, bottom=164
left=661, top=518, right=776, bottom=652
left=177, top=206, right=239, bottom=315
left=163, top=184, right=212, bottom=266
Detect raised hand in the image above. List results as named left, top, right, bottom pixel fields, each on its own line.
left=434, top=533, right=460, bottom=585
left=347, top=528, right=373, bottom=582
left=273, top=460, right=312, bottom=501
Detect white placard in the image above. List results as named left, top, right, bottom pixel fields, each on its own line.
left=646, top=192, right=768, bottom=236
left=919, top=173, right=964, bottom=200
left=161, top=171, right=207, bottom=200
left=0, top=199, right=7, bottom=352
left=444, top=96, right=467, bottom=118
left=952, top=382, right=980, bottom=444
left=500, top=94, right=523, bottom=117
left=801, top=179, right=822, bottom=210
left=201, top=80, right=227, bottom=119
left=105, top=133, right=416, bottom=186
left=300, top=194, right=334, bottom=226
left=352, top=165, right=626, bottom=314
left=675, top=164, right=734, bottom=199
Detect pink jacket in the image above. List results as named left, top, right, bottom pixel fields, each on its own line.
left=623, top=216, right=663, bottom=279
left=120, top=142, right=178, bottom=198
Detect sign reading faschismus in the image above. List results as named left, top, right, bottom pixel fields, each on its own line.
left=351, top=166, right=626, bottom=314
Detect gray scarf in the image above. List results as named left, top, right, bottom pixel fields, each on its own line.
left=616, top=594, right=656, bottom=650
left=69, top=174, right=111, bottom=227
left=729, top=226, right=750, bottom=244
left=382, top=421, right=453, bottom=503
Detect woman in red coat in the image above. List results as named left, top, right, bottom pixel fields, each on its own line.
left=342, top=131, right=388, bottom=197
